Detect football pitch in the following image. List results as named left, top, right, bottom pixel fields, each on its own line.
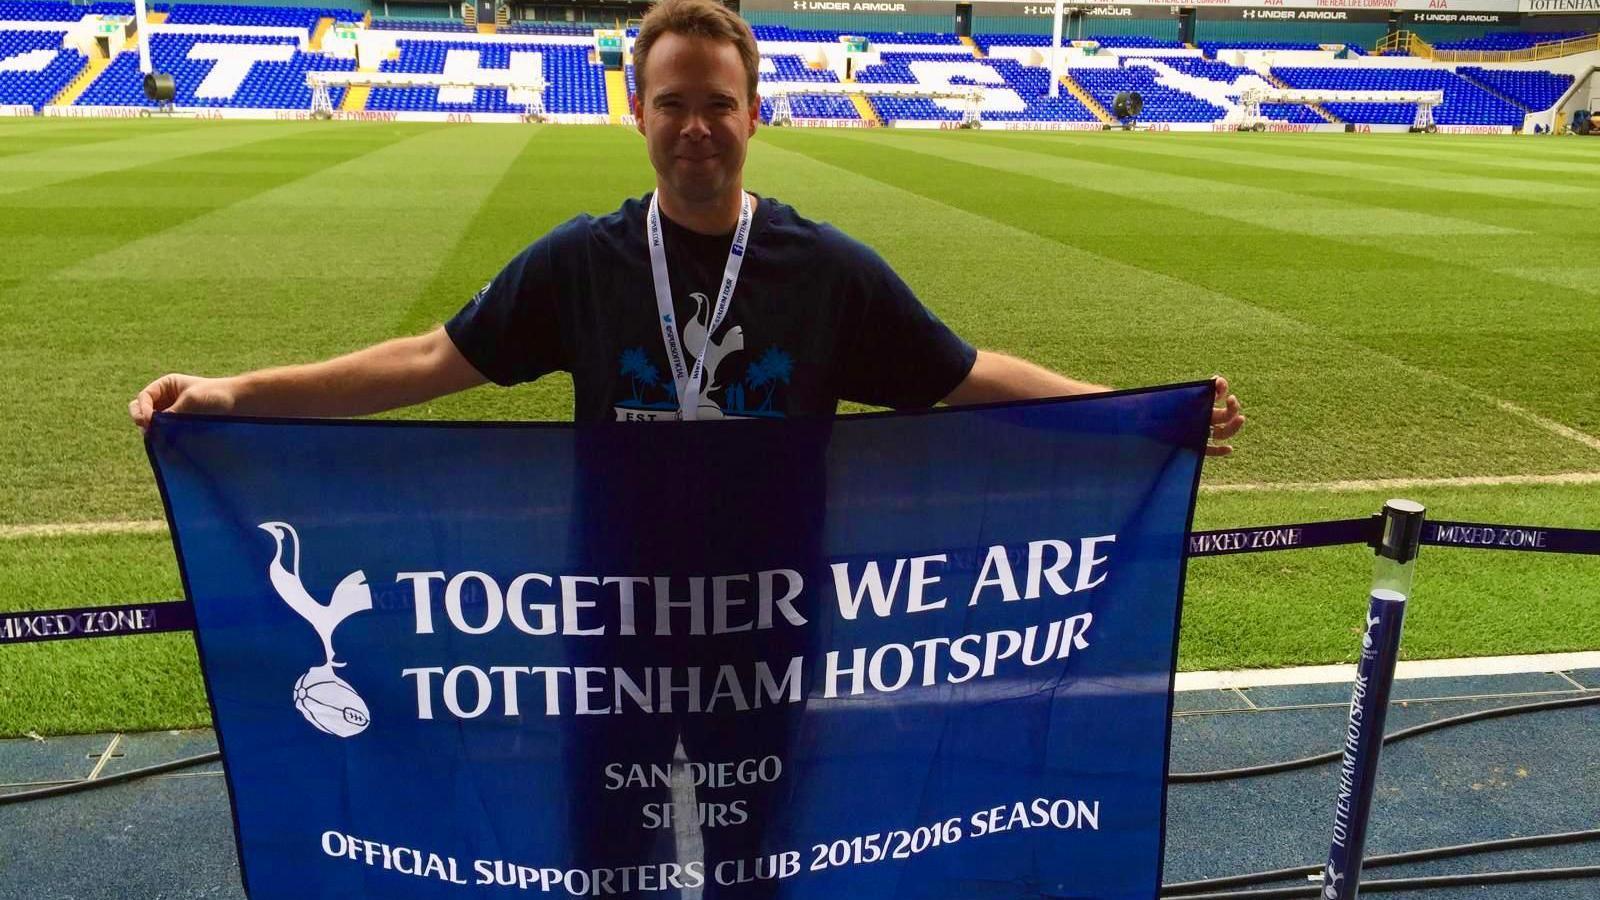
left=1, top=119, right=1596, bottom=737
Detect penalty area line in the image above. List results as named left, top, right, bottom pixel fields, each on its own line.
left=1200, top=470, right=1600, bottom=494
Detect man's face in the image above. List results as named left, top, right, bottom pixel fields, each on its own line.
left=633, top=32, right=759, bottom=208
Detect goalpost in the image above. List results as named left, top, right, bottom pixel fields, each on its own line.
left=305, top=71, right=548, bottom=120
left=764, top=83, right=984, bottom=129
left=1237, top=87, right=1444, bottom=132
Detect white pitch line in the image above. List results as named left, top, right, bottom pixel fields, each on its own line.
left=0, top=520, right=167, bottom=540
left=1176, top=651, right=1600, bottom=692
left=85, top=733, right=123, bottom=781
left=1201, top=470, right=1600, bottom=494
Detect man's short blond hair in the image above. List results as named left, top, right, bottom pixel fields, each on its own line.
left=633, top=0, right=761, bottom=105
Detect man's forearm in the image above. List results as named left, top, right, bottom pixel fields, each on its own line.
left=229, top=331, right=484, bottom=418
left=942, top=351, right=1110, bottom=406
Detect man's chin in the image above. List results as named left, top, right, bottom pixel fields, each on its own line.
left=666, top=178, right=730, bottom=205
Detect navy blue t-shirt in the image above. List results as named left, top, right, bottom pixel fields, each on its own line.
left=446, top=193, right=977, bottom=423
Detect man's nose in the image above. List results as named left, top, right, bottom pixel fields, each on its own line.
left=679, top=111, right=711, bottom=139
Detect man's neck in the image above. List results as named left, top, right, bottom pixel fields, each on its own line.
left=655, top=184, right=747, bottom=236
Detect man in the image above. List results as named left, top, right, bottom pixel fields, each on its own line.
left=129, top=0, right=1243, bottom=444
left=130, top=0, right=1241, bottom=891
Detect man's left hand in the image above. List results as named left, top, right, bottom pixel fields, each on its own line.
left=1208, top=376, right=1245, bottom=458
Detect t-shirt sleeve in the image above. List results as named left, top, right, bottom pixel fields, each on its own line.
left=444, top=221, right=581, bottom=387
left=834, top=236, right=977, bottom=409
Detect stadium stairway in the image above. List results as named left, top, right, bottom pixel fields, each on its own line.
left=1263, top=69, right=1340, bottom=123
left=1456, top=70, right=1532, bottom=113
left=477, top=22, right=496, bottom=35
left=1375, top=31, right=1433, bottom=60
left=960, top=35, right=982, bottom=58
left=48, top=46, right=99, bottom=108
left=339, top=83, right=369, bottom=111
left=1060, top=71, right=1115, bottom=125
left=310, top=16, right=332, bottom=51
left=848, top=93, right=880, bottom=125
left=605, top=68, right=628, bottom=123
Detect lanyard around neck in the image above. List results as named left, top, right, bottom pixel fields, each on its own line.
left=647, top=190, right=754, bottom=421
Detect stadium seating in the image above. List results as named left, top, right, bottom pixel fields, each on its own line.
left=1259, top=103, right=1325, bottom=124
left=752, top=25, right=959, bottom=45
left=0, top=2, right=82, bottom=22
left=974, top=33, right=1185, bottom=55
left=971, top=33, right=1051, bottom=54
left=760, top=54, right=838, bottom=83
left=1433, top=30, right=1585, bottom=51
left=372, top=40, right=604, bottom=115
left=367, top=18, right=473, bottom=33
left=761, top=93, right=859, bottom=122
left=0, top=28, right=83, bottom=109
left=1090, top=35, right=1184, bottom=50
left=1272, top=66, right=1524, bottom=125
left=1457, top=65, right=1573, bottom=110
left=0, top=0, right=1574, bottom=127
left=1150, top=57, right=1323, bottom=124
left=165, top=3, right=358, bottom=28
left=498, top=22, right=598, bottom=37
left=1073, top=64, right=1226, bottom=123
left=76, top=32, right=353, bottom=108
left=1198, top=40, right=1369, bottom=58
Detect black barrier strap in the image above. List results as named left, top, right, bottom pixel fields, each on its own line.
left=5, top=518, right=1597, bottom=645
left=1187, top=518, right=1377, bottom=558
left=1422, top=520, right=1600, bottom=555
left=0, top=601, right=193, bottom=646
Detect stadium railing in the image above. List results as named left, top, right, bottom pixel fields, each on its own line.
left=1377, top=28, right=1600, bottom=64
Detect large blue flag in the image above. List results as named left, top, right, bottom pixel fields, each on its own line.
left=148, top=383, right=1211, bottom=900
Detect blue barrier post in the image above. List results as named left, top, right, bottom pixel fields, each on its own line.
left=1321, top=498, right=1425, bottom=900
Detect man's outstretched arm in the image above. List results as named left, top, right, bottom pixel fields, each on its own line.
left=129, top=326, right=487, bottom=431
left=942, top=351, right=1245, bottom=457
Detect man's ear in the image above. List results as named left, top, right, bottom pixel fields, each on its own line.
left=748, top=92, right=761, bottom=135
left=632, top=91, right=645, bottom=135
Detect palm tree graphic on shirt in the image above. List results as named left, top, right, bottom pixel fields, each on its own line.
left=619, top=348, right=664, bottom=404
left=744, top=347, right=794, bottom=413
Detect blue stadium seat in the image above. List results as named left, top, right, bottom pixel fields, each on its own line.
left=0, top=2, right=82, bottom=22
left=761, top=93, right=858, bottom=123
left=1272, top=66, right=1524, bottom=125
left=1456, top=65, right=1572, bottom=111
left=369, top=39, right=605, bottom=115
left=498, top=22, right=598, bottom=37
left=760, top=55, right=838, bottom=84
left=368, top=18, right=474, bottom=34
left=165, top=4, right=359, bottom=28
left=76, top=32, right=354, bottom=109
left=0, top=28, right=84, bottom=109
left=1433, top=30, right=1585, bottom=51
left=1073, top=64, right=1226, bottom=123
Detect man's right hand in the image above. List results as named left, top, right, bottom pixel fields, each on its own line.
left=130, top=374, right=237, bottom=433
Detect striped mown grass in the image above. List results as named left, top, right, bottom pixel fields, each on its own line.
left=1, top=121, right=1595, bottom=735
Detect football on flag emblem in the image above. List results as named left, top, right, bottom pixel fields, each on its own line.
left=259, top=521, right=374, bottom=739
left=293, top=664, right=371, bottom=737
